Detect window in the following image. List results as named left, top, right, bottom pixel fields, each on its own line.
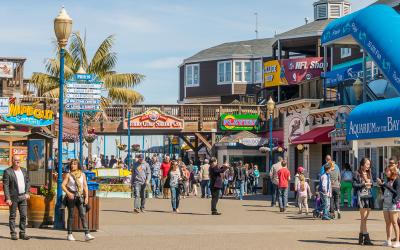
left=254, top=60, right=262, bottom=83
left=234, top=61, right=252, bottom=83
left=340, top=48, right=352, bottom=58
left=185, top=64, right=199, bottom=86
left=329, top=4, right=341, bottom=18
left=217, top=61, right=232, bottom=83
left=315, top=4, right=327, bottom=20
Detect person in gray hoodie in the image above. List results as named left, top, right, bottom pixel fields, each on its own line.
left=131, top=154, right=151, bottom=213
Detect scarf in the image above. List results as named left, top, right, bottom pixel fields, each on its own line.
left=70, top=170, right=83, bottom=195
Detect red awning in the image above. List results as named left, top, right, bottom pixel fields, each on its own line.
left=270, top=130, right=284, bottom=144
left=291, top=126, right=334, bottom=145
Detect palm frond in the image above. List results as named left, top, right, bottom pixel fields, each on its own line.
left=103, top=73, right=144, bottom=88
left=44, top=58, right=74, bottom=80
left=42, top=87, right=60, bottom=99
left=89, top=52, right=117, bottom=78
left=88, top=35, right=115, bottom=73
left=69, top=32, right=88, bottom=70
left=31, top=73, right=59, bottom=97
left=108, top=88, right=144, bottom=106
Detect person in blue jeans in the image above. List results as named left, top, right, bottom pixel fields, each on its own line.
left=168, top=161, right=182, bottom=213
left=235, top=162, right=246, bottom=200
left=319, top=163, right=332, bottom=220
left=199, top=159, right=211, bottom=198
left=277, top=161, right=290, bottom=212
left=150, top=156, right=161, bottom=198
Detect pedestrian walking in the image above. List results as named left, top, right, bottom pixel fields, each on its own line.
left=340, top=163, right=354, bottom=208
left=252, top=165, right=260, bottom=194
left=329, top=161, right=342, bottom=219
left=3, top=155, right=30, bottom=240
left=181, top=164, right=190, bottom=198
left=161, top=156, right=171, bottom=199
left=150, top=155, right=162, bottom=198
left=377, top=164, right=400, bottom=248
left=209, top=157, right=229, bottom=215
left=319, top=162, right=332, bottom=220
left=270, top=156, right=283, bottom=207
left=61, top=159, right=95, bottom=241
left=294, top=166, right=304, bottom=207
left=167, top=161, right=182, bottom=213
left=131, top=154, right=151, bottom=213
left=190, top=165, right=200, bottom=196
left=297, top=174, right=311, bottom=215
left=277, top=160, right=290, bottom=212
left=235, top=161, right=246, bottom=200
left=353, top=157, right=374, bottom=246
left=200, top=159, right=211, bottom=198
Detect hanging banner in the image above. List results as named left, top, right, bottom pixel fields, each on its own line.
left=124, top=108, right=184, bottom=130
left=2, top=104, right=54, bottom=127
left=280, top=57, right=326, bottom=84
left=263, top=60, right=287, bottom=87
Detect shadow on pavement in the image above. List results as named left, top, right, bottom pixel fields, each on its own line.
left=101, top=209, right=132, bottom=214
left=327, top=236, right=384, bottom=244
left=298, top=239, right=359, bottom=245
left=146, top=210, right=210, bottom=216
left=286, top=216, right=315, bottom=221
left=242, top=204, right=269, bottom=208
left=31, top=235, right=66, bottom=241
left=246, top=209, right=268, bottom=212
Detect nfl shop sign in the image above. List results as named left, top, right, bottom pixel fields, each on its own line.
left=124, top=108, right=184, bottom=130
left=220, top=114, right=260, bottom=131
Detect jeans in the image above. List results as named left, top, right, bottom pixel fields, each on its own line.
left=330, top=187, right=341, bottom=213
left=221, top=179, right=229, bottom=197
left=170, top=186, right=180, bottom=211
left=236, top=180, right=245, bottom=200
left=321, top=194, right=331, bottom=219
left=200, top=180, right=210, bottom=198
left=211, top=188, right=221, bottom=213
left=278, top=188, right=288, bottom=209
left=253, top=178, right=259, bottom=194
left=67, top=196, right=89, bottom=234
left=133, top=183, right=147, bottom=209
left=271, top=183, right=279, bottom=206
left=9, top=195, right=27, bottom=236
left=151, top=177, right=160, bottom=197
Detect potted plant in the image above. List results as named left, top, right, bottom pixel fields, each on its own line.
left=132, top=144, right=140, bottom=152
left=27, top=185, right=56, bottom=228
left=117, top=144, right=127, bottom=151
left=84, top=133, right=97, bottom=143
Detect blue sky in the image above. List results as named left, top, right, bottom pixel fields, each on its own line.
left=1, top=0, right=375, bottom=104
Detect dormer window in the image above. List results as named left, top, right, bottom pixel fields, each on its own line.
left=313, top=0, right=351, bottom=21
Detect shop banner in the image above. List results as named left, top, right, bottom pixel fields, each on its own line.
left=0, top=62, right=13, bottom=78
left=220, top=114, right=260, bottom=131
left=280, top=57, right=326, bottom=84
left=124, top=108, right=184, bottom=130
left=263, top=60, right=287, bottom=87
left=323, top=63, right=363, bottom=87
left=2, top=104, right=54, bottom=127
left=28, top=139, right=44, bottom=171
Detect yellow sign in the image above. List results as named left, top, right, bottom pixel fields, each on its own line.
left=263, top=60, right=287, bottom=87
left=4, top=104, right=54, bottom=127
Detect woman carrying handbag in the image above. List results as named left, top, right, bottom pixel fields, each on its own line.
left=62, top=159, right=95, bottom=241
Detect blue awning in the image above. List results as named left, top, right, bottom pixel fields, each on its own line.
left=347, top=97, right=400, bottom=140
left=322, top=62, right=362, bottom=87
left=321, top=5, right=400, bottom=94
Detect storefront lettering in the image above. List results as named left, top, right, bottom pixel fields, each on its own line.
left=223, top=119, right=256, bottom=127
left=348, top=116, right=400, bottom=138
left=387, top=117, right=400, bottom=132
left=8, top=104, right=54, bottom=120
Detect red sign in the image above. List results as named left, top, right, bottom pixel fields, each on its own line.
left=280, top=57, right=326, bottom=84
left=124, top=109, right=184, bottom=130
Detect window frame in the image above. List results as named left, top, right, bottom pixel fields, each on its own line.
left=253, top=59, right=263, bottom=83
left=233, top=60, right=252, bottom=83
left=340, top=48, right=352, bottom=58
left=217, top=60, right=233, bottom=85
left=185, top=64, right=200, bottom=87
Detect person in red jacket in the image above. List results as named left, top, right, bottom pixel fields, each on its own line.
left=160, top=156, right=171, bottom=199
left=277, top=161, right=291, bottom=212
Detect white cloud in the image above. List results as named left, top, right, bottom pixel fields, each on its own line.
left=143, top=57, right=183, bottom=69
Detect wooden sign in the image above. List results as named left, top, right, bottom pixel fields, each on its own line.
left=124, top=108, right=183, bottom=130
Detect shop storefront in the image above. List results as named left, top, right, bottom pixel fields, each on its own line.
left=330, top=106, right=353, bottom=169
left=347, top=97, right=400, bottom=179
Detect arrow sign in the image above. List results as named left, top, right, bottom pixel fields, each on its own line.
left=66, top=83, right=102, bottom=89
left=65, top=104, right=101, bottom=110
left=66, top=93, right=101, bottom=99
left=65, top=99, right=101, bottom=104
left=66, top=88, right=102, bottom=94
left=74, top=74, right=93, bottom=81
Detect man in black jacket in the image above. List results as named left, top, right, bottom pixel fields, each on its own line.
left=3, top=155, right=30, bottom=240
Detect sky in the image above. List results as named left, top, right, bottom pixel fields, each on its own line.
left=1, top=0, right=377, bottom=105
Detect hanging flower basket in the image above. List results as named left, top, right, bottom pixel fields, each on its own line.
left=132, top=144, right=140, bottom=152
left=117, top=144, right=127, bottom=151
left=63, top=134, right=79, bottom=143
left=84, top=134, right=97, bottom=143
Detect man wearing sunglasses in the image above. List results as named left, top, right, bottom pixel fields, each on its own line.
left=3, top=155, right=30, bottom=240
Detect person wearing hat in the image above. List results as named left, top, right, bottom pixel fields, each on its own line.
left=131, top=154, right=151, bottom=213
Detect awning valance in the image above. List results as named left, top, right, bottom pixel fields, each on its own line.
left=291, top=126, right=334, bottom=145
left=347, top=97, right=400, bottom=141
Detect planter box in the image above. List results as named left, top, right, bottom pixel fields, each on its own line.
left=27, top=194, right=55, bottom=228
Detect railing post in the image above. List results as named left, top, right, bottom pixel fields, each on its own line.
left=238, top=105, right=242, bottom=114
left=199, top=105, right=204, bottom=131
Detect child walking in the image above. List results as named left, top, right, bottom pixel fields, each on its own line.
left=297, top=175, right=312, bottom=215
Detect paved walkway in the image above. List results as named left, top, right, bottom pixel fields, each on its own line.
left=0, top=195, right=387, bottom=250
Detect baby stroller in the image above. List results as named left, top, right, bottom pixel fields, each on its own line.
left=312, top=192, right=323, bottom=218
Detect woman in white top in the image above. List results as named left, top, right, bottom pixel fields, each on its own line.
left=169, top=161, right=182, bottom=213
left=62, top=159, right=95, bottom=242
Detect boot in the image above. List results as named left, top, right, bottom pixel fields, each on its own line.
left=363, top=233, right=373, bottom=246
left=358, top=233, right=363, bottom=245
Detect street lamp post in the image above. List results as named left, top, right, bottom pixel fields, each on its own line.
left=266, top=97, right=275, bottom=172
left=127, top=109, right=131, bottom=169
left=54, top=7, right=72, bottom=229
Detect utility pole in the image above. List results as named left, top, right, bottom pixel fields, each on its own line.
left=254, top=12, right=259, bottom=39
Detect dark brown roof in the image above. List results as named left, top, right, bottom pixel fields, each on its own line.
left=275, top=19, right=333, bottom=40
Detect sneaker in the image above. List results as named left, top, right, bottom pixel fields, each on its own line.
left=11, top=234, right=18, bottom=240
left=393, top=241, right=400, bottom=248
left=337, top=212, right=341, bottom=219
left=19, top=234, right=30, bottom=240
left=212, top=212, right=222, bottom=215
left=383, top=240, right=392, bottom=247
left=85, top=233, right=95, bottom=241
left=175, top=209, right=180, bottom=213
left=67, top=234, right=76, bottom=241
left=133, top=208, right=140, bottom=214
left=140, top=208, right=146, bottom=213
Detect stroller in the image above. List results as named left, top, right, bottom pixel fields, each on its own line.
left=312, top=192, right=323, bottom=218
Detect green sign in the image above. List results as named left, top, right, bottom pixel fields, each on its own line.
left=220, top=114, right=260, bottom=131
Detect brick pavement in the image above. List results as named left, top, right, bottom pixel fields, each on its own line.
left=0, top=195, right=387, bottom=250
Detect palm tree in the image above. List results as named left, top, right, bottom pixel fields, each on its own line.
left=31, top=32, right=144, bottom=109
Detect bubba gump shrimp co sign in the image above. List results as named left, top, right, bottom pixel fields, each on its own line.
left=124, top=108, right=184, bottom=130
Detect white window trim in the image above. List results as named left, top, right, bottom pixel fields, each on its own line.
left=185, top=64, right=200, bottom=87
left=233, top=60, right=252, bottom=84
left=217, top=60, right=232, bottom=85
left=340, top=48, right=352, bottom=59
left=253, top=59, right=263, bottom=84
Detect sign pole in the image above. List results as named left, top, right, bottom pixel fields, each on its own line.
left=127, top=110, right=131, bottom=169
left=79, top=110, right=83, bottom=166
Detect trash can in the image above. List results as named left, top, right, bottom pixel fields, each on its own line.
left=262, top=176, right=272, bottom=195
left=72, top=190, right=99, bottom=231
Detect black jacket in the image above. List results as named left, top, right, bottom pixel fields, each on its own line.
left=3, top=167, right=30, bottom=201
left=380, top=178, right=400, bottom=204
